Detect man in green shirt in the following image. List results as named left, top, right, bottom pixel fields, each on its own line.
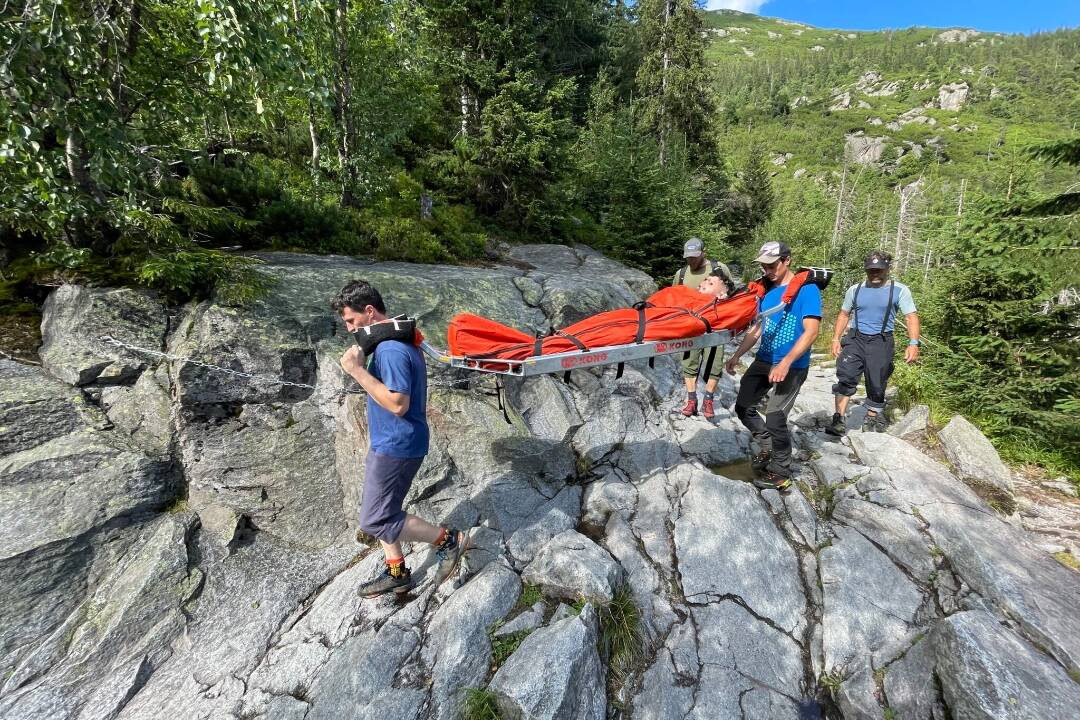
left=674, top=237, right=734, bottom=419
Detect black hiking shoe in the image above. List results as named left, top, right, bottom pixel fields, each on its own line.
left=862, top=412, right=888, bottom=433
left=751, top=449, right=772, bottom=474
left=825, top=413, right=847, bottom=437
left=358, top=566, right=414, bottom=598
left=752, top=471, right=793, bottom=493
left=434, top=528, right=470, bottom=586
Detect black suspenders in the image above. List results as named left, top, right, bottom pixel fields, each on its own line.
left=852, top=280, right=895, bottom=337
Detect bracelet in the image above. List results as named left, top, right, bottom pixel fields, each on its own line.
left=908, top=339, right=921, bottom=347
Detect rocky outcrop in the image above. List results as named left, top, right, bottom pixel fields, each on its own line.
left=937, top=82, right=970, bottom=111
left=938, top=414, right=1014, bottom=497
left=845, top=132, right=888, bottom=165
left=3, top=245, right=1079, bottom=720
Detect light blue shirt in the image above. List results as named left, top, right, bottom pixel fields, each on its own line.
left=842, top=281, right=917, bottom=334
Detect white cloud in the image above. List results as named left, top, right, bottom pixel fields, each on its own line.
left=705, top=1, right=770, bottom=13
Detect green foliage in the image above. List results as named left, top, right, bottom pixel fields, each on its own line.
left=488, top=628, right=532, bottom=670
left=460, top=688, right=504, bottom=720
left=597, top=586, right=643, bottom=687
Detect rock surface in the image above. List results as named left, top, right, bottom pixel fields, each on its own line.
left=3, top=247, right=1078, bottom=720
left=938, top=414, right=1013, bottom=496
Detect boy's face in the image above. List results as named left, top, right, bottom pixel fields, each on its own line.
left=698, top=275, right=728, bottom=298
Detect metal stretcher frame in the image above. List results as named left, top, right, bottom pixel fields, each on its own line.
left=419, top=329, right=735, bottom=378
left=415, top=296, right=794, bottom=379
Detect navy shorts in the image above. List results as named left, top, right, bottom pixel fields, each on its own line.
left=359, top=451, right=424, bottom=543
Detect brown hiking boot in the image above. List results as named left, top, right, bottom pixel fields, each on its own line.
left=680, top=396, right=698, bottom=417
left=702, top=397, right=715, bottom=419
left=434, top=529, right=470, bottom=586
left=752, top=471, right=793, bottom=493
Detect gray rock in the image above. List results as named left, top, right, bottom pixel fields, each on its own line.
left=884, top=634, right=940, bottom=720
left=675, top=473, right=807, bottom=636
left=836, top=666, right=883, bottom=720
left=0, top=515, right=198, bottom=719
left=424, top=562, right=520, bottom=719
left=820, top=527, right=924, bottom=671
left=582, top=470, right=637, bottom=529
left=489, top=603, right=605, bottom=720
left=937, top=415, right=1013, bottom=496
left=937, top=82, right=969, bottom=110
left=504, top=375, right=583, bottom=443
left=631, top=621, right=697, bottom=720
left=889, top=404, right=929, bottom=437
left=522, top=530, right=623, bottom=603
left=671, top=414, right=748, bottom=466
left=507, top=485, right=582, bottom=566
left=0, top=430, right=175, bottom=562
left=851, top=432, right=1080, bottom=672
left=0, top=360, right=85, bottom=455
left=40, top=285, right=167, bottom=386
left=934, top=611, right=1080, bottom=719
left=494, top=602, right=546, bottom=638
left=549, top=603, right=574, bottom=625
left=832, top=497, right=935, bottom=579
left=688, top=602, right=806, bottom=719
left=603, top=515, right=676, bottom=646
left=812, top=452, right=867, bottom=486
left=98, top=365, right=173, bottom=457
left=845, top=132, right=888, bottom=165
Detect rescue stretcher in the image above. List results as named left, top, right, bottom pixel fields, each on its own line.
left=352, top=267, right=832, bottom=379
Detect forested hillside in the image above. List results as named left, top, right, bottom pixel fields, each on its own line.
left=0, top=2, right=1076, bottom=476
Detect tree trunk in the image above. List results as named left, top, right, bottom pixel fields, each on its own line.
left=333, top=0, right=357, bottom=207
left=658, top=0, right=675, bottom=166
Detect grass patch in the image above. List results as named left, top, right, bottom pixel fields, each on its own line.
left=598, top=586, right=643, bottom=686
left=819, top=669, right=844, bottom=697
left=489, top=628, right=532, bottom=671
left=460, top=688, right=503, bottom=720
left=1068, top=668, right=1080, bottom=686
left=884, top=707, right=898, bottom=720
left=1053, top=551, right=1080, bottom=572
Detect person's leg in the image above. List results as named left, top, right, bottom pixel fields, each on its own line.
left=701, top=348, right=723, bottom=419
left=735, top=359, right=774, bottom=453
left=829, top=335, right=865, bottom=435
left=762, top=366, right=810, bottom=479
left=680, top=351, right=703, bottom=415
left=861, top=335, right=895, bottom=431
left=358, top=452, right=424, bottom=595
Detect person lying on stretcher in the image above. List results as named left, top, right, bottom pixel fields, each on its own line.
left=697, top=272, right=730, bottom=300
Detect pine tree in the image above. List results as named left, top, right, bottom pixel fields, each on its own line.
left=634, top=0, right=715, bottom=166
left=724, top=143, right=775, bottom=246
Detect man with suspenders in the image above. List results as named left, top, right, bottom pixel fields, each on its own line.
left=826, top=251, right=921, bottom=435
left=674, top=237, right=735, bottom=419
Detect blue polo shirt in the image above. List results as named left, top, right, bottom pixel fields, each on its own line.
left=756, top=282, right=822, bottom=369
left=367, top=340, right=429, bottom=458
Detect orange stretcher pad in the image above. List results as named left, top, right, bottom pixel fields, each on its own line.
left=446, top=271, right=818, bottom=368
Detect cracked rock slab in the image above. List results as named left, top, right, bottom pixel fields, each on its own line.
left=675, top=472, right=807, bottom=636
left=934, top=611, right=1080, bottom=719
left=820, top=526, right=924, bottom=671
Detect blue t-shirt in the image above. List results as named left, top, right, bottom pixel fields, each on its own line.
left=842, top=281, right=917, bottom=334
left=367, top=340, right=429, bottom=458
left=756, top=282, right=822, bottom=369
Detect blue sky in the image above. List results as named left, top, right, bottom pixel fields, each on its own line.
left=705, top=1, right=1080, bottom=34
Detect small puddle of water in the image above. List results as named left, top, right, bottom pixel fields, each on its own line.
left=708, top=459, right=757, bottom=483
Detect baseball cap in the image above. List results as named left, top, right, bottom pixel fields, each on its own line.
left=683, top=237, right=705, bottom=258
left=864, top=251, right=891, bottom=270
left=754, top=241, right=791, bottom=264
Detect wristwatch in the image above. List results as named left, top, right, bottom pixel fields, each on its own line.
left=908, top=339, right=922, bottom=347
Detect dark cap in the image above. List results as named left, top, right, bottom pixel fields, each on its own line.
left=683, top=237, right=705, bottom=258
left=864, top=251, right=891, bottom=270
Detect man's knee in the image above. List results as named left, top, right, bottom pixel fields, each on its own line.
left=765, top=410, right=789, bottom=433
left=831, top=379, right=858, bottom=397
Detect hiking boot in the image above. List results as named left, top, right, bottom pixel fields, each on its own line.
left=862, top=412, right=888, bottom=433
left=701, top=397, right=715, bottom=419
left=434, top=528, right=470, bottom=586
left=680, top=396, right=698, bottom=417
left=750, top=449, right=771, bottom=474
left=824, top=413, right=847, bottom=437
left=752, top=471, right=793, bottom=493
left=358, top=566, right=414, bottom=598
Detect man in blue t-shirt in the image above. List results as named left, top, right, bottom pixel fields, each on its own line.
left=333, top=280, right=469, bottom=597
left=826, top=251, right=921, bottom=435
left=724, top=241, right=822, bottom=493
